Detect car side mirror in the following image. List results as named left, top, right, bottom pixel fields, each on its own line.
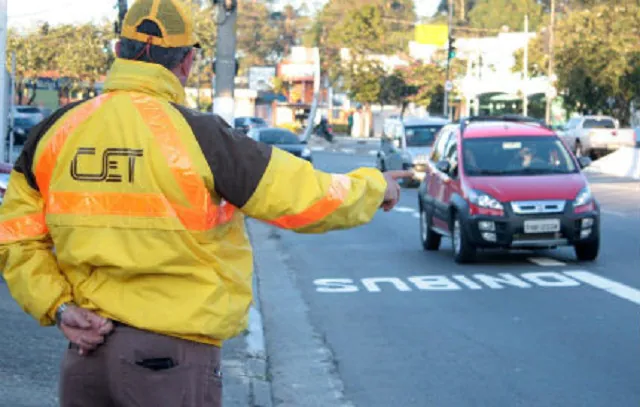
left=578, top=156, right=592, bottom=169
left=436, top=160, right=451, bottom=174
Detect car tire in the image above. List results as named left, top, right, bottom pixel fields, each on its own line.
left=452, top=212, right=476, bottom=264
left=574, top=237, right=599, bottom=262
left=419, top=204, right=441, bottom=251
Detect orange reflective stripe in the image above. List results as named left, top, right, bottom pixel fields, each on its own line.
left=0, top=213, right=48, bottom=243
left=35, top=95, right=114, bottom=200
left=47, top=191, right=176, bottom=217
left=130, top=94, right=235, bottom=230
left=268, top=175, right=351, bottom=229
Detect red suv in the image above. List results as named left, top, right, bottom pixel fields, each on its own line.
left=418, top=116, right=600, bottom=263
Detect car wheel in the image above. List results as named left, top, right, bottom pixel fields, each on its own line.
left=419, top=204, right=441, bottom=251
left=452, top=213, right=476, bottom=264
left=377, top=157, right=386, bottom=171
left=574, top=237, right=599, bottom=262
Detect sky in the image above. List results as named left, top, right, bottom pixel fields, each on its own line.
left=9, top=0, right=440, bottom=29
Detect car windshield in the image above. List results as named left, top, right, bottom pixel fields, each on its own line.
left=14, top=117, right=38, bottom=127
left=259, top=129, right=300, bottom=145
left=405, top=125, right=444, bottom=146
left=583, top=118, right=615, bottom=129
left=462, top=136, right=578, bottom=176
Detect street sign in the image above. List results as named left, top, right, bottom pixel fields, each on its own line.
left=445, top=81, right=453, bottom=92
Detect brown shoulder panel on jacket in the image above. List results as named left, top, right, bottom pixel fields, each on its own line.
left=14, top=100, right=88, bottom=191
left=172, top=104, right=272, bottom=208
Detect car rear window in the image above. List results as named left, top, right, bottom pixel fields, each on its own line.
left=405, top=125, right=444, bottom=146
left=583, top=118, right=615, bottom=129
left=462, top=136, right=577, bottom=176
left=16, top=107, right=41, bottom=114
left=259, top=129, right=300, bottom=145
left=250, top=117, right=267, bottom=125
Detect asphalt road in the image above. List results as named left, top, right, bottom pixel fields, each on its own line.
left=269, top=149, right=640, bottom=407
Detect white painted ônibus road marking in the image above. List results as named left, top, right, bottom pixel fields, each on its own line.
left=412, top=212, right=420, bottom=219
left=393, top=206, right=416, bottom=213
left=564, top=271, right=640, bottom=306
left=528, top=257, right=566, bottom=267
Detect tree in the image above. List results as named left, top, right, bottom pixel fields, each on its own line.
left=304, top=0, right=417, bottom=82
left=512, top=34, right=548, bottom=77
left=553, top=3, right=640, bottom=123
left=7, top=21, right=115, bottom=105
left=468, top=0, right=545, bottom=31
left=379, top=71, right=416, bottom=115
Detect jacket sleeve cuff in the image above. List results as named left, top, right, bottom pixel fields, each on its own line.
left=45, top=294, right=74, bottom=325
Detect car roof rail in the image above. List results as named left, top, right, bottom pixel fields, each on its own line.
left=459, top=115, right=551, bottom=136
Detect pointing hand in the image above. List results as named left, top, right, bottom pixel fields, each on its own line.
left=381, top=170, right=414, bottom=212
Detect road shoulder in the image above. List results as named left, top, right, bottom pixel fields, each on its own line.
left=248, top=220, right=353, bottom=407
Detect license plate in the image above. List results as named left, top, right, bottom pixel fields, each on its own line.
left=524, top=219, right=560, bottom=234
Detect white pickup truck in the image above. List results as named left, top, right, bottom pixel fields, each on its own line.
left=558, top=115, right=636, bottom=159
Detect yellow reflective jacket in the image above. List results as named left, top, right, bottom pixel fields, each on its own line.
left=0, top=58, right=386, bottom=346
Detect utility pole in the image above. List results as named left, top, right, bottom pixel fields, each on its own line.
left=444, top=0, right=453, bottom=119
left=545, top=0, right=555, bottom=125
left=8, top=52, right=15, bottom=163
left=116, top=0, right=128, bottom=34
left=0, top=0, right=8, bottom=163
left=213, top=0, right=238, bottom=126
left=523, top=14, right=529, bottom=117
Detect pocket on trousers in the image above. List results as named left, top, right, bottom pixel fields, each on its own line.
left=119, top=357, right=191, bottom=407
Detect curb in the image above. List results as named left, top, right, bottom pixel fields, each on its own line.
left=245, top=225, right=274, bottom=407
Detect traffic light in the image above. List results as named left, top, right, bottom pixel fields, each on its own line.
left=448, top=36, right=457, bottom=60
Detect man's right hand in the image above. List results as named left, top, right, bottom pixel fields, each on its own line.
left=59, top=305, right=114, bottom=355
left=381, top=170, right=414, bottom=212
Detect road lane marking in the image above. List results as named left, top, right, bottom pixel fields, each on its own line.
left=564, top=271, right=640, bottom=306
left=601, top=209, right=629, bottom=217
left=340, top=148, right=356, bottom=154
left=412, top=212, right=420, bottom=219
left=528, top=257, right=566, bottom=267
left=393, top=206, right=416, bottom=213
left=368, top=151, right=378, bottom=156
left=313, top=271, right=583, bottom=293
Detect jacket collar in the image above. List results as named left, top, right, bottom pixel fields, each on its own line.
left=103, top=58, right=186, bottom=105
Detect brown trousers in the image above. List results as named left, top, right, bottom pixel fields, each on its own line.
left=59, top=323, right=222, bottom=407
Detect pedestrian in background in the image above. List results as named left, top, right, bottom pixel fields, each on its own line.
left=0, top=0, right=412, bottom=406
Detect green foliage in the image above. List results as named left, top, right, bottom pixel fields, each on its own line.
left=304, top=0, right=416, bottom=83
left=343, top=58, right=386, bottom=105
left=554, top=3, right=640, bottom=123
left=468, top=0, right=545, bottom=31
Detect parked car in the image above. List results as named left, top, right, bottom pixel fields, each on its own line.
left=558, top=115, right=635, bottom=158
left=247, top=127, right=312, bottom=162
left=234, top=116, right=268, bottom=134
left=0, top=162, right=12, bottom=205
left=418, top=115, right=600, bottom=264
left=12, top=105, right=45, bottom=122
left=377, top=116, right=449, bottom=187
left=12, top=116, right=40, bottom=144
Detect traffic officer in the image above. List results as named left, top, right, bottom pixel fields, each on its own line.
left=0, top=0, right=412, bottom=405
